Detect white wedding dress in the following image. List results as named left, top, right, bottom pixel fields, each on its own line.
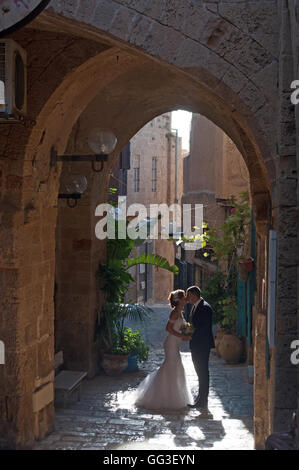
left=134, top=315, right=193, bottom=411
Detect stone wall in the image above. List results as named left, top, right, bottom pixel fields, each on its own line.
left=0, top=0, right=297, bottom=450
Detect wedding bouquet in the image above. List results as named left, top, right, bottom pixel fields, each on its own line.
left=180, top=322, right=194, bottom=337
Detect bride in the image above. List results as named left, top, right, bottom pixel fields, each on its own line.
left=134, top=289, right=193, bottom=411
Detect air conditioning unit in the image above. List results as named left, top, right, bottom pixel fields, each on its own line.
left=0, top=39, right=27, bottom=119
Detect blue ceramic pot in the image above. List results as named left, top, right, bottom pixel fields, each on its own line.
left=125, top=353, right=138, bottom=372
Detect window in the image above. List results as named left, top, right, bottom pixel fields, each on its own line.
left=133, top=155, right=140, bottom=192
left=0, top=80, right=5, bottom=112
left=152, top=157, right=157, bottom=192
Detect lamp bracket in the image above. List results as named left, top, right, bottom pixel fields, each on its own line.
left=50, top=147, right=108, bottom=167
left=58, top=193, right=82, bottom=200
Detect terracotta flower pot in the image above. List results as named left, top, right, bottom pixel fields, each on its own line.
left=218, top=333, right=243, bottom=364
left=101, top=353, right=130, bottom=376
left=214, top=329, right=226, bottom=357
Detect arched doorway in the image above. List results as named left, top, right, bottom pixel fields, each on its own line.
left=0, top=2, right=296, bottom=450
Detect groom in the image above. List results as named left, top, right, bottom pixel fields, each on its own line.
left=186, top=286, right=215, bottom=409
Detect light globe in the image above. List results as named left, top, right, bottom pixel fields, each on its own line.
left=88, top=128, right=117, bottom=155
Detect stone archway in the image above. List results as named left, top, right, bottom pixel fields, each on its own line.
left=0, top=0, right=297, bottom=450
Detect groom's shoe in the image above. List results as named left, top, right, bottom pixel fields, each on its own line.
left=197, top=400, right=208, bottom=410
left=188, top=397, right=200, bottom=408
left=187, top=397, right=202, bottom=408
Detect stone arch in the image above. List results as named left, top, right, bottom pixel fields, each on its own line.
left=0, top=2, right=282, bottom=448
left=32, top=46, right=272, bottom=447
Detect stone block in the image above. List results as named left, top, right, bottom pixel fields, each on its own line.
left=218, top=1, right=278, bottom=36
left=276, top=316, right=298, bottom=335
left=174, top=38, right=230, bottom=83
left=144, top=0, right=165, bottom=21
left=277, top=264, right=297, bottom=301
left=278, top=121, right=297, bottom=149
left=38, top=311, right=54, bottom=340
left=47, top=0, right=80, bottom=16
left=255, top=103, right=277, bottom=152
left=277, top=236, right=299, bottom=267
left=217, top=65, right=247, bottom=95
left=109, top=6, right=137, bottom=42
left=72, top=239, right=92, bottom=251
left=129, top=15, right=153, bottom=48
left=119, top=0, right=148, bottom=13
left=32, top=382, right=54, bottom=413
left=37, top=336, right=54, bottom=378
left=201, top=18, right=248, bottom=63
left=157, top=28, right=185, bottom=64
left=252, top=61, right=278, bottom=104
left=235, top=39, right=273, bottom=78
left=24, top=323, right=38, bottom=346
left=161, top=0, right=194, bottom=31
left=278, top=178, right=297, bottom=206
left=274, top=367, right=298, bottom=409
left=256, top=33, right=279, bottom=58
left=206, top=4, right=218, bottom=14
left=181, top=5, right=216, bottom=42
left=76, top=0, right=97, bottom=22
left=5, top=175, right=23, bottom=191
left=34, top=371, right=55, bottom=391
left=279, top=91, right=296, bottom=123
left=238, top=81, right=267, bottom=114
left=91, top=0, right=119, bottom=31
left=279, top=54, right=294, bottom=92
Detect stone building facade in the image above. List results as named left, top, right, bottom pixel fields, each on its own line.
left=125, top=113, right=183, bottom=304
left=0, top=0, right=297, bottom=450
left=182, top=113, right=250, bottom=285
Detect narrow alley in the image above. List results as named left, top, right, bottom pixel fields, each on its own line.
left=33, top=304, right=254, bottom=451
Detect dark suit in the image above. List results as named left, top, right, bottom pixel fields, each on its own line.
left=189, top=298, right=215, bottom=405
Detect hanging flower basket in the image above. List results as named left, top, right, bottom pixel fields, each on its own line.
left=239, top=257, right=254, bottom=272
left=238, top=257, right=254, bottom=280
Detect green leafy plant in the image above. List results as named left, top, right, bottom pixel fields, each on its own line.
left=122, top=327, right=149, bottom=363
left=218, top=297, right=238, bottom=335
left=202, top=191, right=250, bottom=263
left=201, top=270, right=230, bottom=325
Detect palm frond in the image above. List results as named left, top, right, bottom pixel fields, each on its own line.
left=125, top=253, right=179, bottom=274
left=111, top=303, right=154, bottom=324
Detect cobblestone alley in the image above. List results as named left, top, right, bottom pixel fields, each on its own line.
left=33, top=304, right=254, bottom=451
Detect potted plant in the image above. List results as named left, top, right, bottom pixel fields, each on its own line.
left=97, top=302, right=152, bottom=376
left=123, top=327, right=150, bottom=372
left=217, top=297, right=244, bottom=364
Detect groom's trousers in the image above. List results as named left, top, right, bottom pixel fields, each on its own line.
left=191, top=347, right=210, bottom=403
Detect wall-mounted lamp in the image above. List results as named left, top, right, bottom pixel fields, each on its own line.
left=58, top=175, right=87, bottom=208
left=51, top=128, right=117, bottom=173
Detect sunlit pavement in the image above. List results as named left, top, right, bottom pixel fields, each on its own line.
left=33, top=303, right=254, bottom=450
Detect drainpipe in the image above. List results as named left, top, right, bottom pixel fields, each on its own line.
left=267, top=229, right=277, bottom=349
left=172, top=128, right=179, bottom=206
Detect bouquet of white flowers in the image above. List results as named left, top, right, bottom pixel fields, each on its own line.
left=180, top=322, right=194, bottom=337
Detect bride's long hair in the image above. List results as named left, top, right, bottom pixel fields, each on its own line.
left=168, top=289, right=186, bottom=308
